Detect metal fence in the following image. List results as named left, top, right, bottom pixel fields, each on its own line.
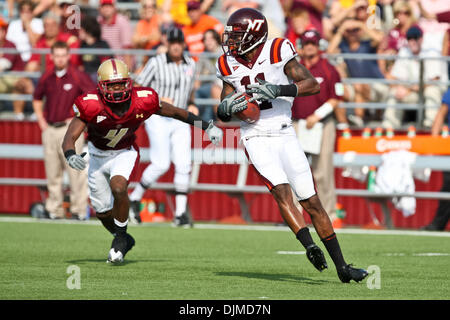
left=0, top=47, right=449, bottom=128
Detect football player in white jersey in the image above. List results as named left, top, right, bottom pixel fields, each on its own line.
left=216, top=8, right=368, bottom=283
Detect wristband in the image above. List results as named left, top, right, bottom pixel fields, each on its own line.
left=279, top=84, right=298, bottom=97
left=187, top=112, right=209, bottom=130
left=64, top=149, right=76, bottom=160
left=314, top=102, right=334, bottom=120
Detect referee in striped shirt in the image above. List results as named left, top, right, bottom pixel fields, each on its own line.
left=130, top=27, right=198, bottom=227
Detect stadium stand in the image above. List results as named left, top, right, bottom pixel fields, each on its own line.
left=0, top=0, right=449, bottom=229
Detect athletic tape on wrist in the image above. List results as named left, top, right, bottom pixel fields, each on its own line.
left=314, top=102, right=333, bottom=120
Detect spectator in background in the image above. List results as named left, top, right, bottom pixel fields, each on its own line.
left=327, top=0, right=384, bottom=41
left=32, top=41, right=94, bottom=220
left=379, top=1, right=418, bottom=77
left=285, top=8, right=316, bottom=46
left=32, top=0, right=57, bottom=18
left=291, top=30, right=345, bottom=222
left=133, top=0, right=161, bottom=51
left=6, top=0, right=43, bottom=63
left=327, top=18, right=387, bottom=126
left=57, top=0, right=79, bottom=36
left=382, top=26, right=448, bottom=129
left=98, top=0, right=133, bottom=70
left=182, top=1, right=223, bottom=58
left=132, top=0, right=161, bottom=69
left=160, top=0, right=215, bottom=27
left=4, top=0, right=42, bottom=119
left=79, top=15, right=111, bottom=83
left=194, top=28, right=222, bottom=121
left=423, top=88, right=450, bottom=231
left=282, top=0, right=327, bottom=36
left=413, top=0, right=450, bottom=77
left=414, top=0, right=449, bottom=53
left=27, top=11, right=81, bottom=72
left=385, top=1, right=417, bottom=53
left=0, top=17, right=29, bottom=120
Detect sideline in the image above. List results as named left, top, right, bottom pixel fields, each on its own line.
left=0, top=216, right=449, bottom=238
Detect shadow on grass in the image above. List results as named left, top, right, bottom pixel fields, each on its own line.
left=65, top=259, right=168, bottom=266
left=215, top=271, right=330, bottom=285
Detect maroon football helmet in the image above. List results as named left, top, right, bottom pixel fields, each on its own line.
left=222, top=8, right=268, bottom=57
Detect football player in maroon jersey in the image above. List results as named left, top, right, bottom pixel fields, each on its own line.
left=217, top=8, right=368, bottom=283
left=62, top=58, right=222, bottom=263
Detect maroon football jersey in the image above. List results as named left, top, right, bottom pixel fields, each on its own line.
left=73, top=87, right=160, bottom=150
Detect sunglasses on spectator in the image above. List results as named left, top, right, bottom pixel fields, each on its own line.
left=396, top=10, right=411, bottom=16
left=346, top=28, right=361, bottom=33
left=143, top=4, right=156, bottom=9
left=407, top=36, right=421, bottom=41
left=303, top=40, right=319, bottom=46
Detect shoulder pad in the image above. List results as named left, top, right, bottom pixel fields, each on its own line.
left=133, top=87, right=160, bottom=112
left=74, top=91, right=102, bottom=122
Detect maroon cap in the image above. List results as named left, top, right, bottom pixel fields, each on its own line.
left=300, top=29, right=321, bottom=45
left=187, top=1, right=201, bottom=10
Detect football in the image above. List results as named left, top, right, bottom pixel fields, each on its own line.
left=234, top=93, right=260, bottom=124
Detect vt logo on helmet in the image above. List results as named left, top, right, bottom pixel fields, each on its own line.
left=222, top=8, right=268, bottom=57
left=97, top=59, right=133, bottom=103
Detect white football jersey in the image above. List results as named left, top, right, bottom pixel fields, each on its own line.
left=216, top=37, right=298, bottom=138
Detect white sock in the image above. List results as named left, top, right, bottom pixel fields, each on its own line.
left=114, top=218, right=128, bottom=227
left=130, top=183, right=146, bottom=202
left=175, top=194, right=187, bottom=217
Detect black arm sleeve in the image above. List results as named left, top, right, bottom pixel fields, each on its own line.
left=186, top=112, right=209, bottom=130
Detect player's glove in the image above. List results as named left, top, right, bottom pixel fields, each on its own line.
left=217, top=91, right=247, bottom=122
left=205, top=120, right=223, bottom=146
left=65, top=151, right=87, bottom=171
left=246, top=78, right=281, bottom=102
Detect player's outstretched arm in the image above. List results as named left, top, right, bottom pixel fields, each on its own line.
left=157, top=101, right=223, bottom=145
left=62, top=117, right=88, bottom=171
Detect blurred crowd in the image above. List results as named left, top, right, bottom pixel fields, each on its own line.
left=0, top=0, right=449, bottom=128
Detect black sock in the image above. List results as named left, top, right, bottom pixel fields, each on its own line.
left=296, top=227, right=315, bottom=248
left=321, top=233, right=346, bottom=268
left=114, top=219, right=128, bottom=236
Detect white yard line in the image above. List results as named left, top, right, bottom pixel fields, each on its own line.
left=276, top=251, right=306, bottom=255
left=0, top=216, right=449, bottom=238
left=384, top=253, right=450, bottom=256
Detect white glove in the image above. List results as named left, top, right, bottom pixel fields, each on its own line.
left=205, top=120, right=223, bottom=146
left=66, top=152, right=87, bottom=171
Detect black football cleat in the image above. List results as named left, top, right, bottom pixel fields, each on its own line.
left=129, top=201, right=142, bottom=224
left=125, top=233, right=135, bottom=256
left=337, top=264, right=368, bottom=283
left=306, top=244, right=328, bottom=272
left=107, top=233, right=135, bottom=263
left=173, top=212, right=193, bottom=228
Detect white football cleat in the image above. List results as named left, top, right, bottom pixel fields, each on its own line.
left=107, top=248, right=124, bottom=263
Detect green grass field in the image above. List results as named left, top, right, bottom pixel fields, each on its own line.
left=0, top=218, right=449, bottom=300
